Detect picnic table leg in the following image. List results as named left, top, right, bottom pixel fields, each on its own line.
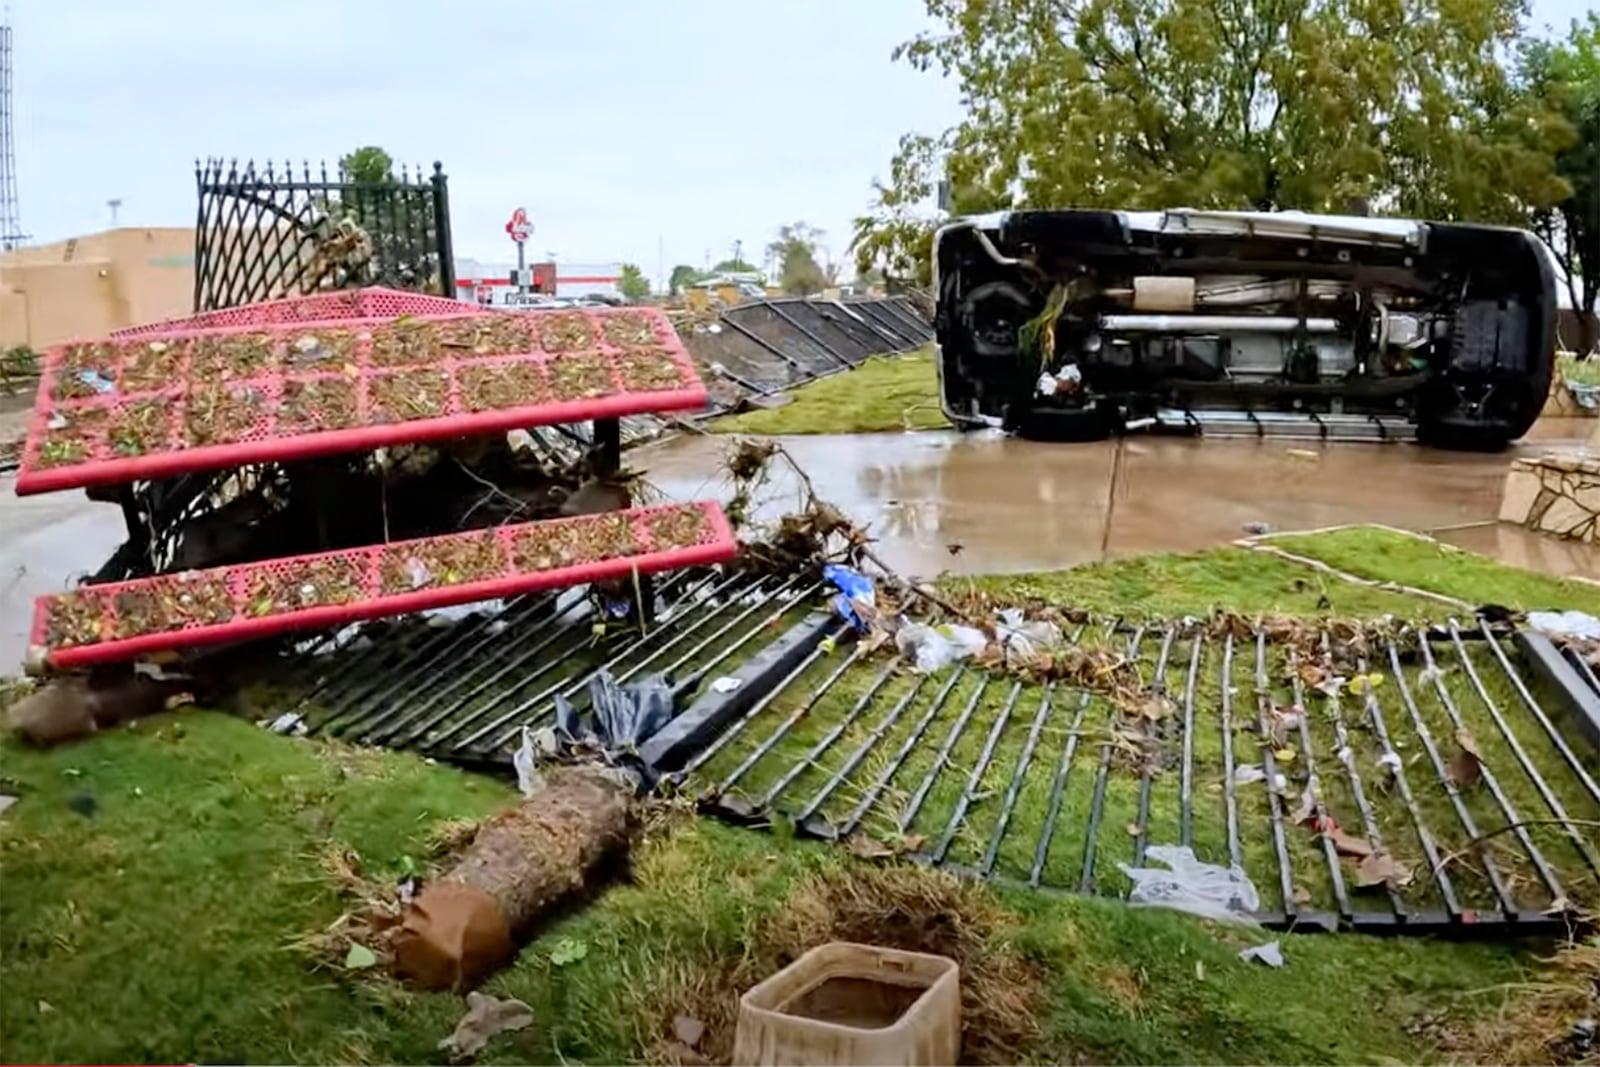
left=588, top=417, right=655, bottom=627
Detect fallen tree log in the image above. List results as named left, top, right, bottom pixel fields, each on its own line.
left=392, top=764, right=636, bottom=991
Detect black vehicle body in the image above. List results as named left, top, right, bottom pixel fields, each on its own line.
left=933, top=209, right=1557, bottom=448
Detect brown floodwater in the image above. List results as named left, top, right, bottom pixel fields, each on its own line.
left=5, top=420, right=1598, bottom=672
left=641, top=420, right=1600, bottom=580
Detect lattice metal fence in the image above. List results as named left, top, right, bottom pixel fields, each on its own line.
left=192, top=159, right=455, bottom=313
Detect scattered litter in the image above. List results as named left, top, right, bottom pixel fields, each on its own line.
left=1234, top=764, right=1266, bottom=785
left=1292, top=884, right=1312, bottom=905
left=1242, top=521, right=1272, bottom=535
left=36, top=1000, right=53, bottom=1014
left=75, top=370, right=114, bottom=394
left=1376, top=751, right=1402, bottom=785
left=897, top=622, right=988, bottom=673
left=66, top=792, right=96, bottom=818
left=344, top=943, right=378, bottom=970
left=1118, top=844, right=1260, bottom=924
left=1290, top=785, right=1316, bottom=825
left=0, top=794, right=15, bottom=818
left=513, top=726, right=542, bottom=799
left=406, top=558, right=432, bottom=589
left=438, top=991, right=534, bottom=1062
left=1528, top=610, right=1600, bottom=641
left=553, top=671, right=675, bottom=756
left=1125, top=822, right=1143, bottom=837
left=46, top=411, right=67, bottom=430
left=1570, top=1018, right=1596, bottom=1056
left=995, top=608, right=1063, bottom=662
left=1239, top=941, right=1285, bottom=967
left=822, top=564, right=876, bottom=633
left=1285, top=448, right=1320, bottom=461
left=550, top=936, right=588, bottom=966
left=266, top=711, right=307, bottom=736
left=1347, top=672, right=1383, bottom=696
left=710, top=676, right=743, bottom=694
left=674, top=1013, right=706, bottom=1049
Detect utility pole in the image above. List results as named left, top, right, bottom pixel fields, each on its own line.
left=107, top=198, right=122, bottom=226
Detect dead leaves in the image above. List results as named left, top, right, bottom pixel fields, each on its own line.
left=1313, top=814, right=1374, bottom=859
left=1354, top=851, right=1415, bottom=892
left=844, top=833, right=925, bottom=860
left=1446, top=728, right=1485, bottom=790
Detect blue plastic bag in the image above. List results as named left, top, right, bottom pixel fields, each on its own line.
left=823, top=564, right=875, bottom=633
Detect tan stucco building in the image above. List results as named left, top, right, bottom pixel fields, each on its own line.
left=0, top=227, right=195, bottom=350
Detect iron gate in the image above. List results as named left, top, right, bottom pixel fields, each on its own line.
left=192, top=158, right=455, bottom=313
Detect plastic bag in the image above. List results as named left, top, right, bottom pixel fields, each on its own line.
left=553, top=670, right=676, bottom=751
left=823, top=564, right=876, bottom=633
left=1528, top=610, right=1600, bottom=641
left=996, top=608, right=1064, bottom=662
left=896, top=622, right=989, bottom=673
left=1118, top=844, right=1261, bottom=924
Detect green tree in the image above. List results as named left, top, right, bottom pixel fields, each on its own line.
left=668, top=264, right=702, bottom=294
left=711, top=257, right=760, bottom=274
left=318, top=146, right=442, bottom=292
left=1526, top=15, right=1600, bottom=354
left=767, top=222, right=830, bottom=296
left=855, top=0, right=1571, bottom=283
left=617, top=263, right=651, bottom=302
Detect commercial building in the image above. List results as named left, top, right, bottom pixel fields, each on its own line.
left=0, top=228, right=194, bottom=349
left=451, top=257, right=623, bottom=305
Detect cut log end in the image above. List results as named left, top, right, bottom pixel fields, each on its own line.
left=392, top=764, right=637, bottom=991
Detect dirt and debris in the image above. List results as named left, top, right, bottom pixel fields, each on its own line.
left=438, top=992, right=535, bottom=1062
left=642, top=864, right=1046, bottom=1066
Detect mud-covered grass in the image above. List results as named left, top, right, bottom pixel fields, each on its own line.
left=0, top=710, right=1540, bottom=1066
left=1266, top=525, right=1600, bottom=616
left=712, top=348, right=947, bottom=435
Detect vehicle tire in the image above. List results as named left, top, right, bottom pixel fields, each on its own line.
left=1011, top=403, right=1116, bottom=442
left=1415, top=414, right=1515, bottom=453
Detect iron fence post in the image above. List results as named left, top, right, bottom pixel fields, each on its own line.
left=432, top=161, right=455, bottom=296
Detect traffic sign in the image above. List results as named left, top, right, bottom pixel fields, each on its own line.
left=505, top=207, right=532, bottom=244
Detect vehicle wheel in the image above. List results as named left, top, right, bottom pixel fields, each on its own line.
left=1415, top=414, right=1515, bottom=452
left=1011, top=404, right=1115, bottom=443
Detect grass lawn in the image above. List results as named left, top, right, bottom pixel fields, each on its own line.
left=3, top=527, right=1592, bottom=1064
left=1266, top=525, right=1600, bottom=616
left=1558, top=352, right=1600, bottom=387
left=947, top=524, right=1600, bottom=620
left=712, top=348, right=948, bottom=435
left=0, top=712, right=1535, bottom=1066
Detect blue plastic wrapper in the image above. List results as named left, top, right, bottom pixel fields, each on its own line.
left=823, top=563, right=875, bottom=633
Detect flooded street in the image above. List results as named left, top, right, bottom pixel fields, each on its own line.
left=4, top=421, right=1599, bottom=671
left=642, top=422, right=1600, bottom=579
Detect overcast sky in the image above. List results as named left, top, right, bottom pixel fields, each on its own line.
left=13, top=0, right=1594, bottom=284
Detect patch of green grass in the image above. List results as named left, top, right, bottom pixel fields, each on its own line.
left=0, top=711, right=1536, bottom=1065
left=712, top=348, right=947, bottom=435
left=1559, top=352, right=1600, bottom=387
left=945, top=545, right=1446, bottom=620
left=0, top=711, right=509, bottom=1065
left=1267, top=525, right=1600, bottom=615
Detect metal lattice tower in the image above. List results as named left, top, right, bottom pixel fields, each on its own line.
left=0, top=21, right=23, bottom=250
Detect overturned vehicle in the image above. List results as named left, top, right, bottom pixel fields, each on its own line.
left=933, top=209, right=1557, bottom=449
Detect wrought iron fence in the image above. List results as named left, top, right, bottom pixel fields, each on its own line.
left=192, top=158, right=455, bottom=313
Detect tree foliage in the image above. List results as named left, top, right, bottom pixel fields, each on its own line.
left=854, top=0, right=1573, bottom=283
left=617, top=263, right=651, bottom=302
left=324, top=146, right=442, bottom=292
left=767, top=222, right=830, bottom=296
left=712, top=257, right=760, bottom=274
left=1526, top=14, right=1600, bottom=353
left=668, top=264, right=701, bottom=295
